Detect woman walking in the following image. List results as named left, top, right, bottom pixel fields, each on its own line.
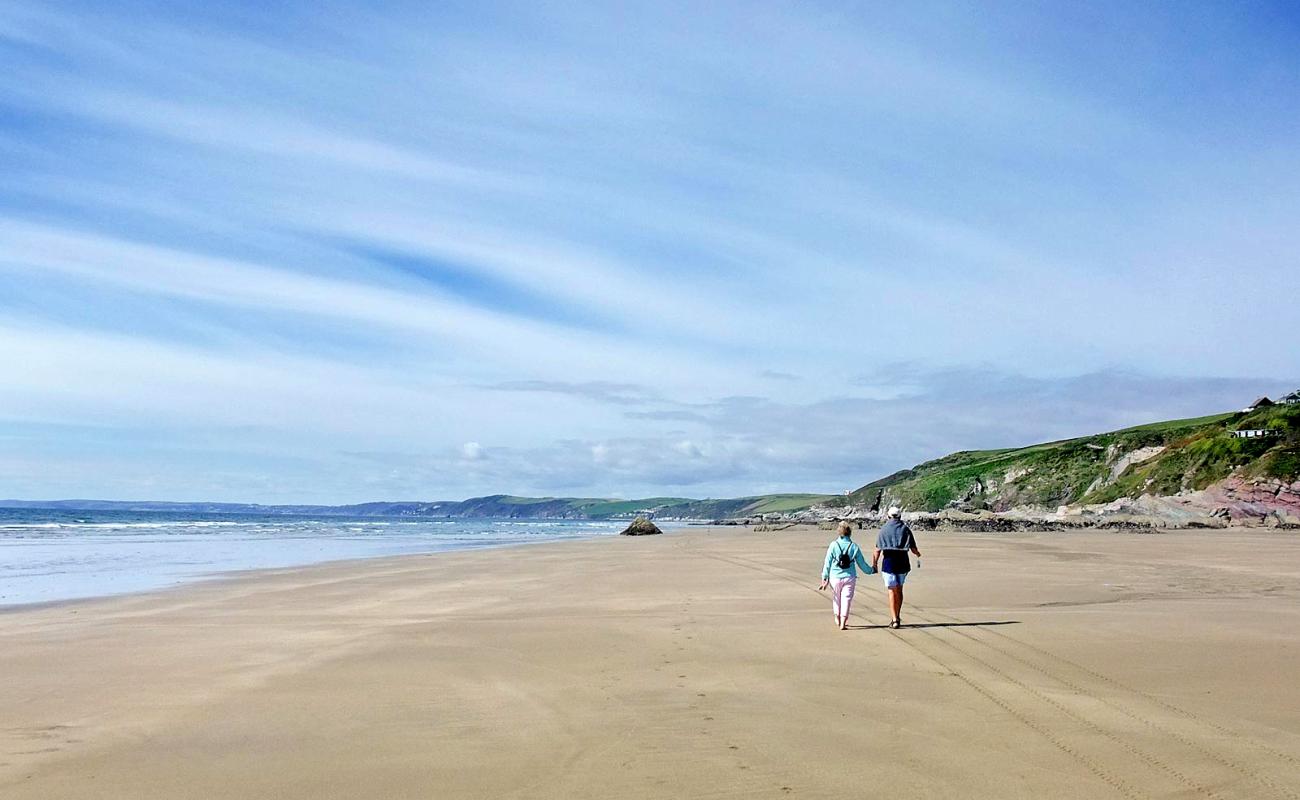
left=819, top=521, right=875, bottom=630
left=871, top=506, right=921, bottom=629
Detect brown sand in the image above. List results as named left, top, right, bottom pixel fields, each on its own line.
left=2, top=526, right=1298, bottom=799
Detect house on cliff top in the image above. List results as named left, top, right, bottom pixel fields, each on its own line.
left=1244, top=396, right=1274, bottom=412
left=1282, top=389, right=1300, bottom=405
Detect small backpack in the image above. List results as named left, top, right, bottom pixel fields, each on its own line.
left=836, top=541, right=856, bottom=570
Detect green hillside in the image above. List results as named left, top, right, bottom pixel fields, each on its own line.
left=511, top=494, right=835, bottom=519
left=834, top=403, right=1300, bottom=513
left=413, top=493, right=837, bottom=519
left=652, top=494, right=836, bottom=518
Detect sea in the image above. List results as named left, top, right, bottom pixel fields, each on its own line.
left=0, top=508, right=646, bottom=607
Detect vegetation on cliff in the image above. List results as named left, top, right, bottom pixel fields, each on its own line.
left=832, top=403, right=1300, bottom=513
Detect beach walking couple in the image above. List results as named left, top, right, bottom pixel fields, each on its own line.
left=818, top=507, right=920, bottom=630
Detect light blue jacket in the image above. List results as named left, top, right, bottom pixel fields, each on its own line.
left=822, top=535, right=875, bottom=581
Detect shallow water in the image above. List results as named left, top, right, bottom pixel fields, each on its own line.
left=0, top=509, right=635, bottom=606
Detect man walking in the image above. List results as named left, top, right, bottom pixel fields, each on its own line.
left=872, top=506, right=921, bottom=629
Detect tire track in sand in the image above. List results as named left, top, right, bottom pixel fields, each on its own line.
left=684, top=539, right=1295, bottom=799
left=909, top=604, right=1298, bottom=800
left=916, top=603, right=1300, bottom=773
left=699, top=538, right=1297, bottom=782
left=896, top=613, right=1223, bottom=799
left=676, top=540, right=1145, bottom=799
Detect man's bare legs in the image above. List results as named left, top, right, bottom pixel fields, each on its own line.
left=888, top=586, right=903, bottom=627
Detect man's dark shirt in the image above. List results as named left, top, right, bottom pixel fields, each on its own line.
left=876, top=519, right=916, bottom=575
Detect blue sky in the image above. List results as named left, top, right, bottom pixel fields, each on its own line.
left=1, top=1, right=1297, bottom=503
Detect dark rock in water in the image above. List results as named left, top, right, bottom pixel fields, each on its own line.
left=620, top=517, right=663, bottom=536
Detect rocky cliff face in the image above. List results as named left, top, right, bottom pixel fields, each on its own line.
left=782, top=475, right=1300, bottom=530
left=1197, top=476, right=1300, bottom=523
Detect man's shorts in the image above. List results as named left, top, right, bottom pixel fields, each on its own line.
left=881, top=571, right=908, bottom=588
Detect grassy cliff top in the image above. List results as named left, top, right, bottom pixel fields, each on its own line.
left=834, top=404, right=1299, bottom=513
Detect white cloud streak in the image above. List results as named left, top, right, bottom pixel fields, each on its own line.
left=0, top=1, right=1297, bottom=501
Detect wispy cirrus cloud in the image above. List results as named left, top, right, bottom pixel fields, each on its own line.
left=1, top=1, right=1297, bottom=502
left=485, top=381, right=663, bottom=407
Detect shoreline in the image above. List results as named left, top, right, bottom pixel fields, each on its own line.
left=3, top=520, right=1290, bottom=613
left=3, top=521, right=1292, bottom=613
left=0, top=516, right=652, bottom=609
left=3, top=526, right=1298, bottom=798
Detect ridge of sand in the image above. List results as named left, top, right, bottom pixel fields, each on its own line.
left=2, top=527, right=1298, bottom=798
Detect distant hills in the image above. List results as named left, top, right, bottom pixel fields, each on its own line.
left=0, top=493, right=832, bottom=521
left=7, top=396, right=1297, bottom=524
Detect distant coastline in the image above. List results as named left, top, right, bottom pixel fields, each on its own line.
left=0, top=494, right=830, bottom=521
left=8, top=396, right=1296, bottom=528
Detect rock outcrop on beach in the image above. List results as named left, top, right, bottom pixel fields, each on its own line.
left=619, top=517, right=663, bottom=536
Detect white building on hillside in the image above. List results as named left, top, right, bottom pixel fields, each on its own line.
left=1232, top=429, right=1282, bottom=439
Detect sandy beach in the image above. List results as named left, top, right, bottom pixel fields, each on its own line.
left=2, top=526, right=1298, bottom=799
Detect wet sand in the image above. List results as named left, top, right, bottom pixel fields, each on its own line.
left=2, top=526, right=1298, bottom=799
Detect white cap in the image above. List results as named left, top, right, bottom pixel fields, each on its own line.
left=887, top=506, right=902, bottom=518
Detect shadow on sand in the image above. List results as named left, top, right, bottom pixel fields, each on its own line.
left=844, top=620, right=1021, bottom=630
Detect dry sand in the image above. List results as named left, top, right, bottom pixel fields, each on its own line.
left=2, top=526, right=1298, bottom=799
